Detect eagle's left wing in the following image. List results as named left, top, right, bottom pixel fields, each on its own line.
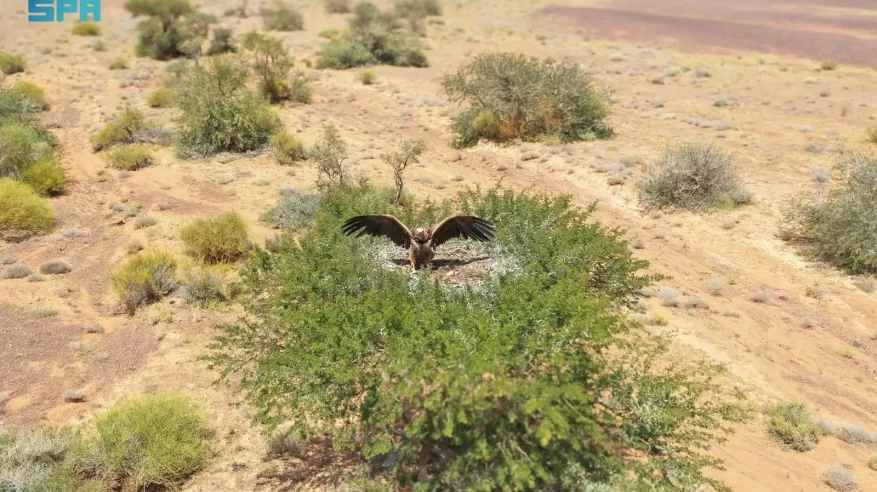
left=341, top=215, right=412, bottom=248
left=430, top=215, right=496, bottom=249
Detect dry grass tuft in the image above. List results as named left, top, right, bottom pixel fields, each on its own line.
left=180, top=211, right=250, bottom=264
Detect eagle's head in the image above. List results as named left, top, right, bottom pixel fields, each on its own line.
left=413, top=228, right=430, bottom=244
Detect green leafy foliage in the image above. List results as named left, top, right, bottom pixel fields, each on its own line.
left=637, top=144, right=751, bottom=211
left=68, top=394, right=209, bottom=490
left=22, top=158, right=66, bottom=196
left=781, top=155, right=877, bottom=273
left=442, top=53, right=612, bottom=147
left=209, top=184, right=746, bottom=491
left=765, top=401, right=821, bottom=451
left=180, top=211, right=250, bottom=263
left=317, top=2, right=427, bottom=69
left=0, top=178, right=55, bottom=233
left=176, top=56, right=281, bottom=156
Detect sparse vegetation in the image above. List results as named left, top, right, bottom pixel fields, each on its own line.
left=176, top=56, right=281, bottom=156
left=241, top=31, right=295, bottom=103
left=751, top=291, right=773, bottom=304
left=90, top=107, right=156, bottom=151
left=180, top=211, right=250, bottom=263
left=383, top=139, right=427, bottom=204
left=11, top=82, right=48, bottom=110
left=317, top=2, right=428, bottom=69
left=209, top=184, right=747, bottom=491
left=0, top=122, right=53, bottom=179
left=638, top=144, right=751, bottom=211
left=105, top=143, right=154, bottom=170
left=394, top=0, right=442, bottom=18
left=111, top=250, right=178, bottom=311
left=820, top=60, right=838, bottom=71
left=40, top=259, right=71, bottom=275
left=271, top=130, right=304, bottom=165
left=324, top=0, right=350, bottom=14
left=262, top=1, right=304, bottom=31
left=835, top=423, right=877, bottom=445
left=63, top=389, right=86, bottom=402
left=659, top=286, right=680, bottom=307
left=72, top=21, right=101, bottom=36
left=0, top=178, right=55, bottom=234
left=782, top=156, right=877, bottom=273
left=179, top=265, right=230, bottom=306
left=21, top=157, right=66, bottom=196
left=125, top=0, right=214, bottom=60
left=765, top=401, right=821, bottom=451
left=147, top=86, right=178, bottom=108
left=442, top=53, right=612, bottom=147
left=360, top=69, right=376, bottom=85
left=867, top=126, right=877, bottom=144
left=707, top=279, right=724, bottom=296
left=262, top=187, right=325, bottom=231
left=309, top=124, right=350, bottom=188
left=822, top=465, right=856, bottom=491
left=207, top=27, right=236, bottom=55
left=69, top=393, right=209, bottom=490
left=0, top=263, right=32, bottom=279
left=0, top=53, right=26, bottom=75
left=0, top=427, right=73, bottom=491
left=109, top=57, right=129, bottom=70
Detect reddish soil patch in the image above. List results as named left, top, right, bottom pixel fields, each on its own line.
left=541, top=3, right=877, bottom=67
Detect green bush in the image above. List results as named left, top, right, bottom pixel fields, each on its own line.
left=0, top=178, right=55, bottom=233
left=125, top=0, right=214, bottom=60
left=0, top=121, right=52, bottom=178
left=262, top=2, right=304, bottom=31
left=272, top=129, right=304, bottom=165
left=317, top=2, right=427, bottom=69
left=394, top=0, right=442, bottom=18
left=22, top=158, right=66, bottom=195
left=11, top=81, right=48, bottom=110
left=209, top=184, right=747, bottom=490
left=637, top=144, right=751, bottom=211
left=147, top=86, right=177, bottom=107
left=765, top=401, right=821, bottom=451
left=69, top=393, right=209, bottom=490
left=207, top=27, right=236, bottom=55
left=442, top=53, right=611, bottom=147
left=0, top=53, right=26, bottom=75
left=176, top=56, right=281, bottom=156
left=90, top=107, right=156, bottom=151
left=110, top=250, right=178, bottom=311
left=105, top=143, right=154, bottom=170
left=241, top=31, right=294, bottom=102
left=180, top=211, right=250, bottom=263
left=782, top=155, right=877, bottom=273
left=71, top=21, right=101, bottom=36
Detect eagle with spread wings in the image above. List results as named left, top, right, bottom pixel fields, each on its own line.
left=341, top=214, right=496, bottom=269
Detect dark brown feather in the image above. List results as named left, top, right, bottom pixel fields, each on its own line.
left=341, top=215, right=412, bottom=248
left=430, top=215, right=496, bottom=249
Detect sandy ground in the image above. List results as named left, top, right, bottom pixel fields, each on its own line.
left=2, top=0, right=877, bottom=490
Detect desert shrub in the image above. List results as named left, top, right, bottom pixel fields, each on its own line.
left=820, top=60, right=838, bottom=71
left=11, top=81, right=48, bottom=110
left=272, top=130, right=304, bottom=165
left=0, top=179, right=55, bottom=233
left=90, top=107, right=157, bottom=151
left=394, top=0, right=442, bottom=18
left=40, top=259, right=71, bottom=275
left=822, top=465, right=856, bottom=491
left=0, top=263, right=32, bottom=279
left=147, top=86, right=177, bottom=107
left=0, top=53, right=26, bottom=74
left=111, top=250, right=178, bottom=311
left=179, top=265, right=229, bottom=306
left=207, top=27, right=236, bottom=55
left=22, top=157, right=66, bottom=195
left=0, top=86, right=44, bottom=127
left=69, top=393, right=209, bottom=490
left=765, top=401, right=821, bottom=451
left=835, top=423, right=877, bottom=446
left=317, top=2, right=428, bottom=69
left=105, top=143, right=154, bottom=170
left=288, top=70, right=312, bottom=103
left=0, top=122, right=54, bottom=179
left=263, top=2, right=304, bottom=31
left=324, top=0, right=350, bottom=13
left=867, top=126, right=877, bottom=144
left=360, top=69, right=376, bottom=85
left=638, top=144, right=751, bottom=211
left=309, top=124, right=350, bottom=188
left=262, top=187, right=324, bottom=231
left=176, top=56, right=281, bottom=156
left=108, top=57, right=129, bottom=70
left=240, top=31, right=294, bottom=103
left=782, top=156, right=877, bottom=273
left=180, top=211, right=250, bottom=263
left=209, top=184, right=747, bottom=491
left=0, top=427, right=73, bottom=491
left=442, top=53, right=612, bottom=147
left=72, top=21, right=101, bottom=36
left=125, top=0, right=214, bottom=60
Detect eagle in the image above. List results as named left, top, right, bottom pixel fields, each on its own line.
left=341, top=214, right=496, bottom=269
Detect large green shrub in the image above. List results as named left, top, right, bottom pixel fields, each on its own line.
left=21, top=157, right=66, bottom=195
left=125, top=0, right=213, bottom=60
left=0, top=122, right=52, bottom=178
left=0, top=178, right=55, bottom=233
left=637, top=144, right=751, bottom=211
left=176, top=56, right=281, bottom=156
left=180, top=211, right=250, bottom=263
left=209, top=185, right=746, bottom=490
left=782, top=155, right=877, bottom=273
left=69, top=394, right=209, bottom=490
left=240, top=32, right=295, bottom=103
left=442, top=53, right=612, bottom=147
left=317, top=2, right=427, bottom=69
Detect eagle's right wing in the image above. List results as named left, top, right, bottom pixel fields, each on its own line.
left=341, top=215, right=412, bottom=248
